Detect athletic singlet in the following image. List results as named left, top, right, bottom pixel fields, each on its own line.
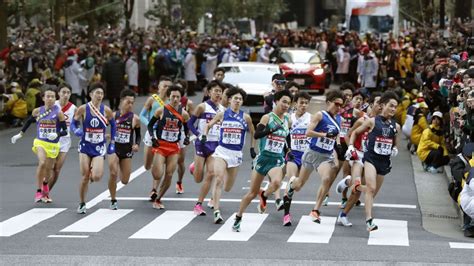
left=197, top=100, right=224, bottom=142
left=219, top=108, right=248, bottom=151
left=148, top=94, right=165, bottom=129
left=354, top=114, right=370, bottom=152
left=36, top=105, right=60, bottom=143
left=259, top=112, right=290, bottom=158
left=55, top=100, right=76, bottom=138
left=156, top=106, right=183, bottom=143
left=339, top=107, right=358, bottom=140
left=80, top=104, right=107, bottom=155
left=290, top=112, right=311, bottom=153
left=114, top=111, right=134, bottom=151
left=365, top=115, right=397, bottom=157
left=309, top=111, right=341, bottom=154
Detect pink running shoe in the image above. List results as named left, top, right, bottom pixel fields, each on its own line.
left=283, top=213, right=292, bottom=226
left=193, top=203, right=206, bottom=216
left=188, top=162, right=195, bottom=175
left=34, top=191, right=42, bottom=203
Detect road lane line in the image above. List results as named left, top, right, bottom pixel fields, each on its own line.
left=113, top=197, right=417, bottom=209
left=60, top=209, right=133, bottom=233
left=47, top=235, right=89, bottom=238
left=368, top=219, right=409, bottom=246
left=287, top=215, right=336, bottom=243
left=85, top=166, right=146, bottom=209
left=0, top=208, right=66, bottom=237
left=449, top=242, right=474, bottom=249
left=208, top=212, right=268, bottom=241
left=129, top=211, right=196, bottom=239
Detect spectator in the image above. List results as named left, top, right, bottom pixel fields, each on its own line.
left=263, top=73, right=286, bottom=114
left=184, top=42, right=197, bottom=96
left=0, top=82, right=27, bottom=127
left=204, top=47, right=218, bottom=82
left=25, top=78, right=43, bottom=114
left=417, top=111, right=449, bottom=173
left=410, top=102, right=429, bottom=150
left=79, top=55, right=95, bottom=104
left=102, top=46, right=125, bottom=110
left=461, top=165, right=474, bottom=237
left=125, top=51, right=139, bottom=91
left=336, top=39, right=350, bottom=83
left=358, top=47, right=378, bottom=94
left=63, top=49, right=84, bottom=106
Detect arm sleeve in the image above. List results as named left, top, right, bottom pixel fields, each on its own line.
left=21, top=116, right=36, bottom=133
left=187, top=115, right=200, bottom=136
left=139, top=107, right=150, bottom=126
left=254, top=123, right=272, bottom=139
left=70, top=118, right=81, bottom=133
left=148, top=115, right=159, bottom=139
left=134, top=127, right=141, bottom=145
left=109, top=118, right=116, bottom=142
left=183, top=122, right=189, bottom=137
left=58, top=120, right=68, bottom=136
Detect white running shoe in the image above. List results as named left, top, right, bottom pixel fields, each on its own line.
left=337, top=212, right=353, bottom=227
left=336, top=175, right=351, bottom=194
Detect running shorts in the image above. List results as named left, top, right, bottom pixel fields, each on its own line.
left=59, top=136, right=71, bottom=153
left=32, top=138, right=60, bottom=159
left=195, top=141, right=218, bottom=158
left=212, top=145, right=243, bottom=168
left=363, top=152, right=392, bottom=176
left=254, top=154, right=284, bottom=176
left=153, top=140, right=180, bottom=157
left=301, top=148, right=335, bottom=171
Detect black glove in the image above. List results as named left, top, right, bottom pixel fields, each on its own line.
left=250, top=147, right=257, bottom=159
left=326, top=129, right=338, bottom=138
left=183, top=136, right=190, bottom=146
left=200, top=135, right=207, bottom=144
left=151, top=138, right=159, bottom=148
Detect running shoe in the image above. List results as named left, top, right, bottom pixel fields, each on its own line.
left=77, top=203, right=86, bottom=214
left=42, top=195, right=53, bottom=203
left=110, top=200, right=118, bottom=210
left=194, top=203, right=206, bottom=216
left=336, top=175, right=351, bottom=194
left=213, top=210, right=223, bottom=224
left=309, top=209, right=321, bottom=223
left=232, top=216, right=242, bottom=232
left=207, top=199, right=214, bottom=209
left=355, top=200, right=362, bottom=206
left=366, top=218, right=378, bottom=231
left=42, top=182, right=50, bottom=196
left=340, top=198, right=348, bottom=209
left=337, top=212, right=353, bottom=227
left=275, top=198, right=284, bottom=211
left=352, top=179, right=361, bottom=193
left=152, top=200, right=165, bottom=209
left=34, top=191, right=43, bottom=203
left=257, top=189, right=267, bottom=214
left=149, top=189, right=157, bottom=202
left=322, top=195, right=329, bottom=206
left=283, top=213, right=292, bottom=226
left=286, top=176, right=297, bottom=199
left=176, top=182, right=184, bottom=194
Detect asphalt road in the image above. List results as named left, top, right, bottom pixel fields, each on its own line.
left=1, top=90, right=473, bottom=265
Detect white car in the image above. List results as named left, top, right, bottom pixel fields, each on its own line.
left=218, top=62, right=281, bottom=106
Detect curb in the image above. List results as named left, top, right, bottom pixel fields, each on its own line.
left=443, top=164, right=465, bottom=227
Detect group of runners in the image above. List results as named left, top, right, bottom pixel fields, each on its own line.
left=11, top=72, right=401, bottom=232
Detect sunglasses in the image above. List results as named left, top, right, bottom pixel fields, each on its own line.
left=333, top=101, right=344, bottom=107
left=275, top=80, right=287, bottom=85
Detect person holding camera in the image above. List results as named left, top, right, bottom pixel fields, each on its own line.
left=417, top=111, right=449, bottom=173
left=263, top=74, right=287, bottom=114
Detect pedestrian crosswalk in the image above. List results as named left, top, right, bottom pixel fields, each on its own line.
left=0, top=207, right=417, bottom=247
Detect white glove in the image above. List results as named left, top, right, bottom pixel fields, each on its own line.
left=345, top=145, right=357, bottom=160
left=11, top=133, right=23, bottom=144
left=47, top=132, right=58, bottom=141
left=391, top=147, right=399, bottom=157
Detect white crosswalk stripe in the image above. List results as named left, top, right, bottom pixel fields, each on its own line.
left=129, top=211, right=196, bottom=239
left=208, top=213, right=268, bottom=241
left=1, top=207, right=414, bottom=247
left=60, top=209, right=133, bottom=233
left=0, top=208, right=66, bottom=237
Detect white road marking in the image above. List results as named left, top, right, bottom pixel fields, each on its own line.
left=85, top=166, right=146, bottom=209
left=113, top=197, right=417, bottom=209
left=129, top=211, right=196, bottom=239
left=47, top=235, right=89, bottom=238
left=368, top=219, right=409, bottom=246
left=288, top=215, right=336, bottom=243
left=0, top=208, right=66, bottom=237
left=449, top=242, right=474, bottom=249
left=208, top=212, right=268, bottom=241
left=60, top=209, right=133, bottom=233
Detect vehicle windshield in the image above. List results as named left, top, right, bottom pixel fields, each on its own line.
left=285, top=50, right=321, bottom=64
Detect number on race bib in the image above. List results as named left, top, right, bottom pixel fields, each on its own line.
left=161, top=130, right=179, bottom=142
left=291, top=134, right=308, bottom=152
left=315, top=137, right=335, bottom=151
left=264, top=134, right=285, bottom=154
left=374, top=136, right=393, bottom=155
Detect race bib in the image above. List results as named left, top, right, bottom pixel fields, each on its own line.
left=85, top=128, right=104, bottom=144
left=208, top=123, right=221, bottom=139
left=315, top=137, right=335, bottom=151
left=115, top=129, right=131, bottom=144
left=39, top=125, right=56, bottom=139
left=264, top=134, right=285, bottom=154
left=291, top=133, right=308, bottom=152
left=340, top=121, right=351, bottom=138
left=374, top=136, right=393, bottom=155
left=222, top=128, right=242, bottom=145
left=161, top=129, right=179, bottom=142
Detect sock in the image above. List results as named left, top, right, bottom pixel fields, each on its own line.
left=196, top=202, right=202, bottom=206
left=340, top=212, right=347, bottom=217
left=42, top=181, right=48, bottom=185
left=275, top=198, right=281, bottom=205
left=283, top=195, right=291, bottom=215
left=111, top=199, right=117, bottom=203
left=235, top=215, right=242, bottom=221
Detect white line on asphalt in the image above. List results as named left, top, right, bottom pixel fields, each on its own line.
left=449, top=242, right=474, bottom=249
left=85, top=166, right=146, bottom=209
left=60, top=209, right=133, bottom=233
left=113, top=197, right=417, bottom=209
left=0, top=208, right=66, bottom=237
left=288, top=215, right=336, bottom=243
left=129, top=211, right=196, bottom=239
left=368, top=219, right=409, bottom=246
left=47, top=235, right=89, bottom=238
left=208, top=212, right=268, bottom=241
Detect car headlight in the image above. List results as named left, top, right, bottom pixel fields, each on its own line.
left=313, top=68, right=324, bottom=75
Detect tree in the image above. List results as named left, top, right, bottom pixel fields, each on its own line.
left=87, top=0, right=97, bottom=40
left=124, top=0, right=134, bottom=33
left=0, top=0, right=6, bottom=50
left=455, top=0, right=472, bottom=21
left=54, top=0, right=62, bottom=42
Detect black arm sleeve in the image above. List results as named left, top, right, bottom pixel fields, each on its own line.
left=183, top=122, right=189, bottom=137
left=254, top=123, right=272, bottom=139
left=134, top=127, right=141, bottom=145
left=58, top=121, right=68, bottom=136
left=21, top=116, right=36, bottom=133
left=147, top=116, right=158, bottom=139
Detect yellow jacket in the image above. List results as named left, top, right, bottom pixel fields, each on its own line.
left=417, top=125, right=448, bottom=162
left=410, top=115, right=428, bottom=146
left=5, top=93, right=28, bottom=119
